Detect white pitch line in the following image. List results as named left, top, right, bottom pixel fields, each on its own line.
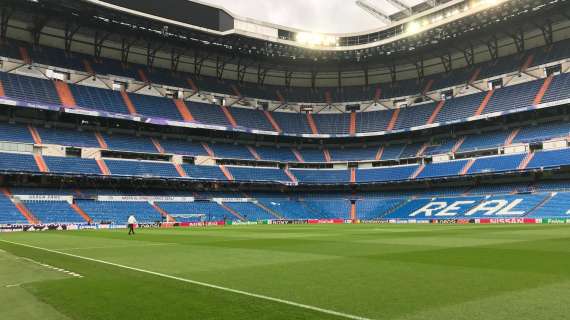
left=0, top=239, right=372, bottom=320
left=54, top=243, right=177, bottom=251
left=19, top=256, right=83, bottom=278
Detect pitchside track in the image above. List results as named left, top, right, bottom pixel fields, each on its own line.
left=1, top=224, right=570, bottom=320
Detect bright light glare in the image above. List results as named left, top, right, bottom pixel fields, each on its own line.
left=407, top=21, right=422, bottom=34
left=406, top=0, right=501, bottom=35
left=295, top=32, right=338, bottom=47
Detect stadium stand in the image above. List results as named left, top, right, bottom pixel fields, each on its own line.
left=2, top=1, right=570, bottom=227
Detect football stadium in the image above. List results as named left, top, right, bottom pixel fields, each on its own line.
left=1, top=0, right=570, bottom=319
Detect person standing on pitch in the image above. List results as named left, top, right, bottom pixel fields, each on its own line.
left=128, top=215, right=137, bottom=235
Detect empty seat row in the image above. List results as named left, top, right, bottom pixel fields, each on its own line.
left=0, top=70, right=565, bottom=136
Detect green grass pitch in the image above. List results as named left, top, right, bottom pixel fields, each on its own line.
left=1, top=224, right=570, bottom=320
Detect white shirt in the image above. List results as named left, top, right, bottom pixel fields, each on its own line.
left=128, top=216, right=137, bottom=224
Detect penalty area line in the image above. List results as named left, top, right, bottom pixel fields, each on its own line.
left=0, top=239, right=372, bottom=320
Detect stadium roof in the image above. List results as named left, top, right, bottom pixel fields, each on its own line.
left=3, top=0, right=570, bottom=84
left=200, top=0, right=429, bottom=33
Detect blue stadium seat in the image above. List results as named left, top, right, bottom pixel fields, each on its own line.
left=44, top=156, right=102, bottom=175
left=24, top=201, right=84, bottom=224
left=291, top=169, right=349, bottom=184
left=70, top=84, right=130, bottom=114
left=468, top=154, right=525, bottom=174
left=106, top=159, right=180, bottom=178
left=77, top=200, right=161, bottom=224
left=0, top=72, right=61, bottom=106
left=418, top=160, right=467, bottom=179
left=228, top=166, right=290, bottom=183
left=357, top=165, right=418, bottom=183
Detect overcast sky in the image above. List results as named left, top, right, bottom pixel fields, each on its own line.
left=202, top=0, right=425, bottom=33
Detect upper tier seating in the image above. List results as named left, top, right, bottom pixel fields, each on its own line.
left=9, top=119, right=570, bottom=166
left=230, top=107, right=275, bottom=132
left=44, top=156, right=102, bottom=175
left=329, top=146, right=379, bottom=162
left=356, top=110, right=392, bottom=133
left=298, top=149, right=326, bottom=163
left=209, top=143, right=254, bottom=160
left=526, top=148, right=570, bottom=170
left=0, top=152, right=37, bottom=172
left=159, top=139, right=208, bottom=156
left=128, top=93, right=183, bottom=120
left=459, top=130, right=510, bottom=153
left=291, top=169, right=350, bottom=184
left=181, top=164, right=227, bottom=181
left=394, top=103, right=436, bottom=130
left=514, top=122, right=570, bottom=144
left=418, top=160, right=468, bottom=179
left=0, top=122, right=34, bottom=144
left=424, top=138, right=459, bottom=156
left=313, top=113, right=351, bottom=135
left=400, top=143, right=425, bottom=159
left=542, top=72, right=570, bottom=104
left=0, top=72, right=61, bottom=106
left=101, top=133, right=157, bottom=153
left=228, top=166, right=290, bottom=183
left=255, top=146, right=297, bottom=162
left=271, top=113, right=312, bottom=134
left=90, top=58, right=139, bottom=79
left=5, top=37, right=570, bottom=106
left=380, top=145, right=406, bottom=161
left=69, top=84, right=130, bottom=114
left=186, top=102, right=230, bottom=127
left=467, top=153, right=525, bottom=175
left=435, top=93, right=486, bottom=123
left=36, top=126, right=99, bottom=148
left=106, top=159, right=180, bottom=178
left=0, top=68, right=568, bottom=137
left=357, top=165, right=419, bottom=183
left=483, top=79, right=544, bottom=115
left=0, top=145, right=569, bottom=185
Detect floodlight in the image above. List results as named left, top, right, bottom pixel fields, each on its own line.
left=295, top=32, right=338, bottom=47
left=407, top=21, right=422, bottom=34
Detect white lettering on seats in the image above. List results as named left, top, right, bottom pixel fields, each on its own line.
left=465, top=200, right=508, bottom=216
left=410, top=202, right=447, bottom=217
left=435, top=201, right=476, bottom=216
left=495, top=199, right=525, bottom=215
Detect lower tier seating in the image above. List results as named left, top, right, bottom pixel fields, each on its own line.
left=2, top=185, right=570, bottom=224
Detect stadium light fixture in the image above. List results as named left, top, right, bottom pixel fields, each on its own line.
left=406, top=0, right=503, bottom=35
left=406, top=21, right=423, bottom=34
left=295, top=32, right=339, bottom=47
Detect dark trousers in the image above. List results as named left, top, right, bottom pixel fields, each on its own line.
left=128, top=224, right=135, bottom=235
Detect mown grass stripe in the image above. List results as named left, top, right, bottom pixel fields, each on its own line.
left=0, top=239, right=372, bottom=320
